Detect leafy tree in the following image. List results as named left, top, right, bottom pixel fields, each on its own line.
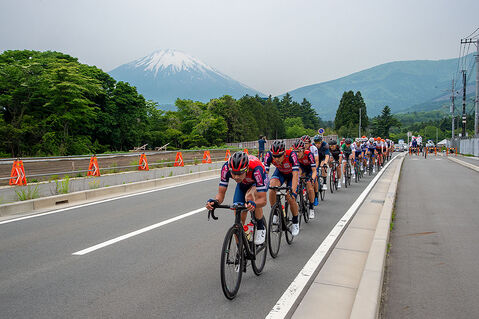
left=334, top=90, right=368, bottom=136
left=370, top=106, right=400, bottom=138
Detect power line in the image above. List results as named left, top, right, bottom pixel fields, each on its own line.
left=465, top=27, right=479, bottom=38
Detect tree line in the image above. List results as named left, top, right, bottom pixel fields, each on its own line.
left=0, top=50, right=324, bottom=157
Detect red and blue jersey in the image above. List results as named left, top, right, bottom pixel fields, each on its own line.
left=264, top=149, right=299, bottom=175
left=219, top=155, right=268, bottom=192
left=297, top=150, right=316, bottom=171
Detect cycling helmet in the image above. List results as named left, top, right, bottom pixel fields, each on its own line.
left=329, top=140, right=337, bottom=146
left=369, top=138, right=374, bottom=143
left=345, top=138, right=352, bottom=144
left=362, top=136, right=367, bottom=139
left=292, top=139, right=305, bottom=151
left=301, top=135, right=311, bottom=144
left=313, top=135, right=322, bottom=142
left=270, top=140, right=286, bottom=156
left=228, top=151, right=249, bottom=174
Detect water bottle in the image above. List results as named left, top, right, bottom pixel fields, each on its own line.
left=247, top=222, right=254, bottom=241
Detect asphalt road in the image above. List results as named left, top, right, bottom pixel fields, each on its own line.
left=1, top=166, right=381, bottom=319
left=382, top=155, right=479, bottom=318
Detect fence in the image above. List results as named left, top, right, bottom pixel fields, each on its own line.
left=449, top=137, right=479, bottom=156
left=226, top=135, right=339, bottom=150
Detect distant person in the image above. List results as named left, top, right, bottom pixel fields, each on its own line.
left=258, top=136, right=267, bottom=161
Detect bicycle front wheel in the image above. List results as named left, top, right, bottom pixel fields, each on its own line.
left=285, top=204, right=294, bottom=245
left=220, top=225, right=243, bottom=300
left=252, top=217, right=268, bottom=275
left=268, top=204, right=282, bottom=258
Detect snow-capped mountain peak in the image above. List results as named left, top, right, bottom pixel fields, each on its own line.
left=133, top=49, right=217, bottom=76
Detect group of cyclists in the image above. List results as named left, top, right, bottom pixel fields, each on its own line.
left=206, top=134, right=395, bottom=245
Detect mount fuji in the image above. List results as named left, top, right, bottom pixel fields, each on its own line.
left=109, top=49, right=264, bottom=107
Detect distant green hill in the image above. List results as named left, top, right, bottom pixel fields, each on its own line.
left=284, top=54, right=475, bottom=120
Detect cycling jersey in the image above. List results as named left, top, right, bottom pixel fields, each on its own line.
left=330, top=147, right=341, bottom=161
left=341, top=143, right=352, bottom=154
left=309, top=144, right=319, bottom=159
left=219, top=155, right=268, bottom=192
left=264, top=149, right=299, bottom=174
left=297, top=150, right=316, bottom=171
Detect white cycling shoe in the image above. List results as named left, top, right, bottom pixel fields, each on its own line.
left=337, top=182, right=341, bottom=189
left=291, top=223, right=300, bottom=236
left=309, top=209, right=315, bottom=219
left=254, top=229, right=266, bottom=245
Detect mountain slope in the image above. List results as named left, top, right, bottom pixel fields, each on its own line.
left=109, top=49, right=263, bottom=108
left=284, top=54, right=475, bottom=120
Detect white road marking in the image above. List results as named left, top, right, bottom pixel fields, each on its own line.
left=265, top=153, right=403, bottom=319
left=72, top=207, right=206, bottom=255
left=0, top=176, right=217, bottom=226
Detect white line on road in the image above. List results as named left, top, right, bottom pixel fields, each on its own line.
left=0, top=176, right=217, bottom=226
left=265, top=153, right=403, bottom=319
left=72, top=207, right=206, bottom=255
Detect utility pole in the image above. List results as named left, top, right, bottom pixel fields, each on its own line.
left=359, top=107, right=361, bottom=138
left=451, top=79, right=455, bottom=139
left=461, top=38, right=479, bottom=136
left=462, top=70, right=467, bottom=137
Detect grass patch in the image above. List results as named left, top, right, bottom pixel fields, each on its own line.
left=55, top=175, right=70, bottom=194
left=169, top=171, right=173, bottom=177
left=15, top=185, right=40, bottom=201
left=88, top=179, right=101, bottom=189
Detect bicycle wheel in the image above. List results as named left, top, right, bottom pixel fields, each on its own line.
left=284, top=203, right=294, bottom=245
left=252, top=217, right=268, bottom=275
left=329, top=170, right=334, bottom=193
left=320, top=177, right=326, bottom=200
left=268, top=203, right=282, bottom=258
left=344, top=166, right=349, bottom=189
left=302, top=187, right=310, bottom=224
left=347, top=166, right=352, bottom=186
left=220, top=225, right=243, bottom=300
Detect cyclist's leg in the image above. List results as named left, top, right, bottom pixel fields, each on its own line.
left=268, top=169, right=283, bottom=207
left=284, top=173, right=299, bottom=217
left=233, top=183, right=248, bottom=225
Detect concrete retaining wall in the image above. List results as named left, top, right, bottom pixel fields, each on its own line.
left=0, top=162, right=223, bottom=204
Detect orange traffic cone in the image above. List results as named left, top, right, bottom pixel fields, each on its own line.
left=224, top=149, right=231, bottom=161
left=202, top=150, right=212, bottom=163
left=174, top=152, right=184, bottom=167
left=139, top=153, right=149, bottom=171
left=87, top=156, right=100, bottom=176
left=9, top=160, right=27, bottom=186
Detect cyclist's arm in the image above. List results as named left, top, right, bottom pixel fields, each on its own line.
left=215, top=186, right=227, bottom=204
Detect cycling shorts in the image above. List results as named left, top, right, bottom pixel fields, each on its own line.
left=233, top=181, right=268, bottom=205
left=300, top=165, right=313, bottom=179
left=342, top=152, right=352, bottom=161
left=270, top=168, right=294, bottom=188
left=355, top=150, right=362, bottom=156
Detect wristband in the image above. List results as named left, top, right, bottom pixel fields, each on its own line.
left=247, top=200, right=256, bottom=208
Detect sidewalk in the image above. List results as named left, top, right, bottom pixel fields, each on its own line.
left=292, top=155, right=404, bottom=319
left=380, top=154, right=479, bottom=318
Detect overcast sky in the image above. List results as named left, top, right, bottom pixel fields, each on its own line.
left=1, top=0, right=478, bottom=96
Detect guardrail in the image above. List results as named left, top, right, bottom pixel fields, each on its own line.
left=0, top=148, right=245, bottom=186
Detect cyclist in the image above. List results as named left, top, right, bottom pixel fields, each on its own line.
left=366, top=137, right=377, bottom=173
left=353, top=138, right=363, bottom=172
left=292, top=139, right=317, bottom=219
left=341, top=138, right=354, bottom=184
left=315, top=135, right=330, bottom=192
left=329, top=140, right=342, bottom=189
left=206, top=151, right=268, bottom=245
left=411, top=137, right=418, bottom=155
left=264, top=140, right=301, bottom=236
left=302, top=135, right=320, bottom=205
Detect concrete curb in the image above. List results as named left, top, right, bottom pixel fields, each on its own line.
left=0, top=169, right=220, bottom=218
left=446, top=156, right=479, bottom=172
left=349, top=155, right=405, bottom=319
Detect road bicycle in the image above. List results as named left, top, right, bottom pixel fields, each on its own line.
left=329, top=161, right=339, bottom=193
left=344, top=157, right=352, bottom=188
left=268, top=186, right=295, bottom=259
left=207, top=202, right=268, bottom=300
left=367, top=153, right=374, bottom=176
left=318, top=164, right=328, bottom=201
left=297, top=176, right=311, bottom=226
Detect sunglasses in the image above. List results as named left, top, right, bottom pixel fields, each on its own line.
left=272, top=153, right=284, bottom=158
left=230, top=168, right=247, bottom=175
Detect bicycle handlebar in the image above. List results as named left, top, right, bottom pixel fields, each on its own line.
left=207, top=201, right=248, bottom=221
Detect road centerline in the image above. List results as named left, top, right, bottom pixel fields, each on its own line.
left=72, top=207, right=206, bottom=255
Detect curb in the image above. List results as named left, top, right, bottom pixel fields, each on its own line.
left=349, top=155, right=405, bottom=318
left=267, top=153, right=404, bottom=319
left=446, top=156, right=479, bottom=173
left=0, top=169, right=220, bottom=218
